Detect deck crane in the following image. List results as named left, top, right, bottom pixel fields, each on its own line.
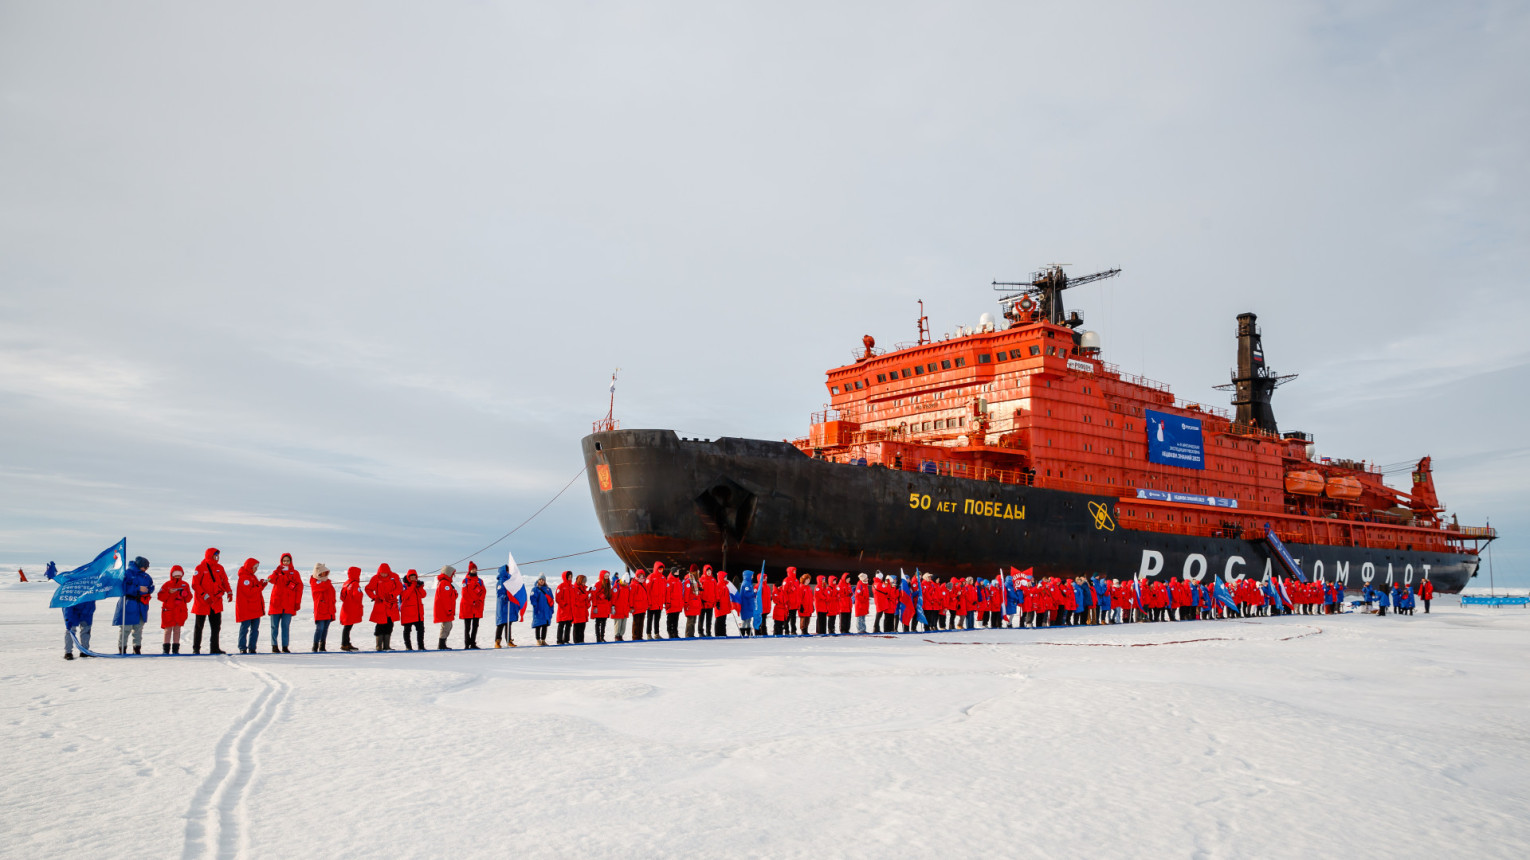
left=994, top=265, right=1121, bottom=328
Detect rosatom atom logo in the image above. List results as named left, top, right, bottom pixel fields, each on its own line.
left=596, top=464, right=613, bottom=492
left=1088, top=501, right=1116, bottom=531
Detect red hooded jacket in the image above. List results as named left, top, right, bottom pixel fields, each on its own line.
left=593, top=572, right=613, bottom=618
left=555, top=572, right=574, bottom=622
left=628, top=575, right=649, bottom=615
left=158, top=567, right=192, bottom=628
left=433, top=572, right=458, bottom=623
left=366, top=564, right=402, bottom=624
left=666, top=572, right=685, bottom=613
left=234, top=559, right=267, bottom=623
left=400, top=572, right=426, bottom=624
left=310, top=574, right=337, bottom=622
left=191, top=548, right=232, bottom=615
left=339, top=567, right=364, bottom=625
left=266, top=555, right=304, bottom=616
left=571, top=578, right=590, bottom=624
left=612, top=577, right=629, bottom=619
left=460, top=569, right=487, bottom=620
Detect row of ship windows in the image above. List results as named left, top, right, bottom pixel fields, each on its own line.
left=832, top=344, right=1072, bottom=394
left=1042, top=469, right=1274, bottom=503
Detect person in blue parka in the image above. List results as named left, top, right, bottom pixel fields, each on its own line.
left=114, top=556, right=155, bottom=654
left=45, top=561, right=58, bottom=581
left=530, top=575, right=554, bottom=646
left=1375, top=583, right=1391, bottom=617
left=63, top=599, right=96, bottom=660
left=736, top=571, right=758, bottom=637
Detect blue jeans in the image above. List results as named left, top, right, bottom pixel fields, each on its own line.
left=313, top=619, right=331, bottom=647
left=269, top=613, right=292, bottom=649
left=238, top=619, right=260, bottom=652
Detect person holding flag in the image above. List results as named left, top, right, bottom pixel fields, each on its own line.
left=113, top=556, right=154, bottom=655
left=496, top=552, right=528, bottom=648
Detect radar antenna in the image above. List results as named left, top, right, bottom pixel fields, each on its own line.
left=993, top=265, right=1121, bottom=328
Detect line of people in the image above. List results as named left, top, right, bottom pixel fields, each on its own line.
left=59, top=548, right=1437, bottom=659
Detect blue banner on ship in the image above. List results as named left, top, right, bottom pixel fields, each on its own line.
left=1134, top=489, right=1237, bottom=508
left=1145, top=409, right=1204, bottom=470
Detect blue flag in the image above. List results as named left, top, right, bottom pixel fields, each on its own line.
left=49, top=539, right=128, bottom=609
left=1213, top=578, right=1238, bottom=612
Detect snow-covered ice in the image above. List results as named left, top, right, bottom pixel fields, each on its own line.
left=3, top=581, right=1527, bottom=859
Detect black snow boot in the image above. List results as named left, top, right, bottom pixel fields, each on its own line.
left=65, top=653, right=74, bottom=660
left=162, top=643, right=170, bottom=654
left=173, top=643, right=181, bottom=654
left=133, top=646, right=141, bottom=655
left=438, top=639, right=449, bottom=650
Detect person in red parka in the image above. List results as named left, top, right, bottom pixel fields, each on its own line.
left=309, top=564, right=336, bottom=652
left=433, top=566, right=458, bottom=650
left=555, top=571, right=575, bottom=645
left=714, top=569, right=733, bottom=637
left=339, top=566, right=364, bottom=651
left=460, top=563, right=487, bottom=650
left=682, top=570, right=703, bottom=638
left=1419, top=578, right=1434, bottom=614
left=365, top=563, right=402, bottom=651
left=627, top=572, right=648, bottom=641
left=265, top=552, right=304, bottom=654
left=570, top=573, right=591, bottom=643
left=157, top=565, right=192, bottom=654
left=234, top=558, right=266, bottom=655
left=611, top=573, right=629, bottom=642
left=665, top=567, right=686, bottom=639
left=191, top=547, right=232, bottom=655
left=399, top=569, right=427, bottom=650
left=853, top=573, right=871, bottom=633
left=592, top=571, right=613, bottom=643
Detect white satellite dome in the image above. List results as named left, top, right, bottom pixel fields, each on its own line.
left=978, top=312, right=996, bottom=332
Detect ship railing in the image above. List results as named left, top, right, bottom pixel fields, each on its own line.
left=591, top=417, right=620, bottom=433
left=850, top=346, right=886, bottom=362
left=810, top=409, right=842, bottom=425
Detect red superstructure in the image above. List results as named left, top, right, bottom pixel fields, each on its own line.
left=791, top=268, right=1493, bottom=558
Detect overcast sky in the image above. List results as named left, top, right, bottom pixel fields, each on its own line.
left=3, top=1, right=1526, bottom=585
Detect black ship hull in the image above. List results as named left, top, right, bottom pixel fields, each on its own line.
left=582, top=430, right=1477, bottom=593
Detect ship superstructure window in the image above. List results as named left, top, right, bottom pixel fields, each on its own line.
left=900, top=368, right=911, bottom=378
left=995, top=351, right=1008, bottom=361
left=941, top=359, right=952, bottom=370
left=914, top=365, right=925, bottom=375
left=854, top=381, right=864, bottom=390
left=877, top=374, right=887, bottom=383
left=1029, top=345, right=1041, bottom=356
left=954, top=357, right=966, bottom=367
left=978, top=354, right=992, bottom=364
left=831, top=386, right=839, bottom=394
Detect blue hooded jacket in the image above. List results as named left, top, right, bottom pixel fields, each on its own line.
left=530, top=580, right=555, bottom=627
left=45, top=561, right=58, bottom=580
left=112, top=560, right=154, bottom=626
left=737, top=571, right=758, bottom=623
left=495, top=565, right=512, bottom=625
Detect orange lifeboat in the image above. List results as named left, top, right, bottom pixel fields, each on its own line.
left=1285, top=471, right=1325, bottom=495
left=1326, top=476, right=1363, bottom=500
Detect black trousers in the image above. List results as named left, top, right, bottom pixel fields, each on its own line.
left=534, top=624, right=549, bottom=643
left=817, top=614, right=828, bottom=635
left=403, top=621, right=424, bottom=648
left=666, top=612, right=680, bottom=638
left=193, top=612, right=222, bottom=651
left=839, top=612, right=851, bottom=633
left=573, top=622, right=586, bottom=643
left=774, top=618, right=787, bottom=636
left=556, top=620, right=571, bottom=644
left=700, top=608, right=713, bottom=637
left=464, top=617, right=480, bottom=646
left=594, top=618, right=607, bottom=641
left=342, top=623, right=355, bottom=648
